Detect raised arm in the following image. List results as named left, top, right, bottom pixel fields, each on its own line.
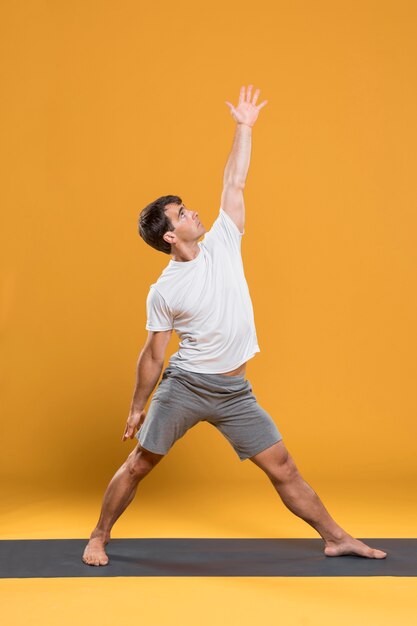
left=221, top=85, right=268, bottom=232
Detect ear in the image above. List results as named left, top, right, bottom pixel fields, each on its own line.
left=163, top=231, right=176, bottom=245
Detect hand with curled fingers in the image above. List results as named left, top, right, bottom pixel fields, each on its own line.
left=122, top=409, right=147, bottom=442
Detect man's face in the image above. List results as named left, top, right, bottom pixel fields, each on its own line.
left=163, top=202, right=206, bottom=246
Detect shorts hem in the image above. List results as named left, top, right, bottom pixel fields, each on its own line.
left=137, top=437, right=168, bottom=456
left=239, top=437, right=283, bottom=462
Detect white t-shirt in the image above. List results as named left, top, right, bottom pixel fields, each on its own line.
left=145, top=207, right=260, bottom=373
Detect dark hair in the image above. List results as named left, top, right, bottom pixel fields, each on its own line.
left=138, top=195, right=182, bottom=255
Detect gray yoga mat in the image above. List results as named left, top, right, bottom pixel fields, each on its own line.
left=0, top=538, right=415, bottom=578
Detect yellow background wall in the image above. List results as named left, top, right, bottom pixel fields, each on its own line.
left=1, top=0, right=416, bottom=496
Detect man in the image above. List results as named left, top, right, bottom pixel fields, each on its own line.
left=83, top=85, right=387, bottom=566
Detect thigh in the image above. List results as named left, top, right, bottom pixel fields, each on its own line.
left=209, top=382, right=283, bottom=462
left=135, top=372, right=205, bottom=456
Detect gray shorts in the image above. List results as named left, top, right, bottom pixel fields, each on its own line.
left=136, top=365, right=283, bottom=461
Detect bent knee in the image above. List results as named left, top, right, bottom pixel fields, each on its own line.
left=126, top=445, right=164, bottom=478
left=269, top=455, right=300, bottom=484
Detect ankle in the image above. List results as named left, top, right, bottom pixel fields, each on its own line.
left=90, top=528, right=110, bottom=542
left=324, top=527, right=349, bottom=543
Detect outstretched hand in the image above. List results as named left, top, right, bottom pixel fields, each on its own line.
left=225, top=84, right=268, bottom=127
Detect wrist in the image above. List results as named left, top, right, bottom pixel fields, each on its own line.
left=130, top=402, right=145, bottom=414
left=238, top=122, right=253, bottom=129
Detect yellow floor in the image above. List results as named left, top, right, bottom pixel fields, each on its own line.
left=2, top=577, right=417, bottom=626
left=1, top=478, right=416, bottom=626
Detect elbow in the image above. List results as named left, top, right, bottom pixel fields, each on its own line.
left=224, top=178, right=246, bottom=190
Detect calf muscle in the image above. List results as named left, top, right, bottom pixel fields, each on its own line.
left=93, top=445, right=164, bottom=537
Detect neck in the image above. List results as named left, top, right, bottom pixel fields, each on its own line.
left=171, top=243, right=201, bottom=263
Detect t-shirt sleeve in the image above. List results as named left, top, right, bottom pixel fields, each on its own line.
left=202, top=207, right=244, bottom=256
left=145, top=287, right=174, bottom=331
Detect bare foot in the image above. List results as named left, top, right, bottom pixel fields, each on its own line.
left=82, top=534, right=110, bottom=566
left=324, top=533, right=387, bottom=559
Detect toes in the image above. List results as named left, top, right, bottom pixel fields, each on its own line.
left=366, top=546, right=386, bottom=558
left=359, top=541, right=382, bottom=558
left=83, top=553, right=96, bottom=566
left=361, top=546, right=387, bottom=559
left=82, top=550, right=109, bottom=566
